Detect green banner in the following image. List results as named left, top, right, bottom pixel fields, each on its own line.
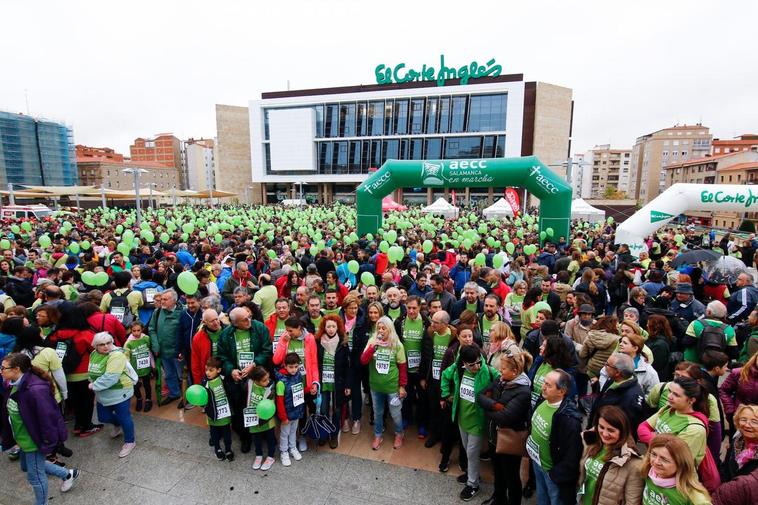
left=356, top=156, right=573, bottom=240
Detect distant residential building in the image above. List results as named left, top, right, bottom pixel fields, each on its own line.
left=0, top=111, right=78, bottom=187
left=130, top=134, right=183, bottom=187
left=570, top=152, right=592, bottom=199
left=183, top=138, right=215, bottom=191
left=75, top=145, right=124, bottom=163
left=713, top=156, right=758, bottom=230
left=712, top=134, right=758, bottom=155
left=586, top=144, right=632, bottom=198
left=76, top=145, right=181, bottom=191
left=215, top=104, right=258, bottom=203
left=629, top=123, right=712, bottom=203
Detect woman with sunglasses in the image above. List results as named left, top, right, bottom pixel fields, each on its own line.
left=440, top=343, right=500, bottom=502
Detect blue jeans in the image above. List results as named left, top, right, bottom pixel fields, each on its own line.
left=97, top=398, right=135, bottom=443
left=20, top=450, right=69, bottom=505
left=370, top=391, right=403, bottom=437
left=162, top=356, right=183, bottom=398
left=533, top=463, right=562, bottom=505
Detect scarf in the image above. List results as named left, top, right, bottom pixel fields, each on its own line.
left=321, top=333, right=339, bottom=356
left=734, top=435, right=758, bottom=469
left=647, top=468, right=677, bottom=489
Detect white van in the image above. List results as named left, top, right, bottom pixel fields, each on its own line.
left=0, top=204, right=53, bottom=220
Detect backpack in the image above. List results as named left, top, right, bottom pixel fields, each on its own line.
left=697, top=321, right=727, bottom=355
left=57, top=339, right=83, bottom=374
left=686, top=411, right=721, bottom=494
left=643, top=307, right=689, bottom=341
left=109, top=289, right=135, bottom=328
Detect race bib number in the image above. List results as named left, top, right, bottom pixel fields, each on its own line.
left=135, top=351, right=150, bottom=370
left=55, top=341, right=67, bottom=360
left=432, top=359, right=442, bottom=380
left=110, top=306, right=126, bottom=322
left=272, top=337, right=279, bottom=355
left=323, top=368, right=335, bottom=384
left=145, top=288, right=157, bottom=303
left=407, top=350, right=421, bottom=370
left=216, top=401, right=231, bottom=419
left=243, top=407, right=259, bottom=427
left=292, top=382, right=305, bottom=407
left=526, top=436, right=541, bottom=466
left=375, top=353, right=390, bottom=375
left=460, top=375, right=475, bottom=403
left=238, top=351, right=255, bottom=370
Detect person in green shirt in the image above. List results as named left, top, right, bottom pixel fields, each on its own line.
left=683, top=301, right=738, bottom=364
left=252, top=274, right=278, bottom=320
left=395, top=296, right=430, bottom=439
left=322, top=289, right=341, bottom=316
left=640, top=434, right=711, bottom=505
left=440, top=344, right=500, bottom=501
left=123, top=321, right=154, bottom=412
left=478, top=293, right=502, bottom=351
left=247, top=366, right=276, bottom=470
left=203, top=357, right=234, bottom=461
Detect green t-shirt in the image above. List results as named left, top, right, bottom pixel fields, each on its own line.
left=7, top=387, right=37, bottom=452
left=322, top=350, right=336, bottom=392
left=647, top=408, right=707, bottom=464
left=466, top=302, right=478, bottom=314
left=288, top=338, right=306, bottom=382
left=368, top=342, right=406, bottom=394
left=271, top=319, right=286, bottom=354
left=432, top=331, right=451, bottom=381
left=207, top=376, right=232, bottom=427
left=401, top=316, right=424, bottom=373
left=88, top=350, right=131, bottom=390
left=234, top=329, right=254, bottom=369
left=310, top=317, right=322, bottom=331
left=642, top=480, right=690, bottom=505
left=457, top=370, right=481, bottom=436
left=648, top=383, right=720, bottom=423
left=684, top=319, right=737, bottom=363
left=207, top=329, right=222, bottom=356
left=323, top=308, right=341, bottom=316
left=582, top=447, right=607, bottom=505
left=527, top=401, right=559, bottom=470
left=247, top=380, right=275, bottom=433
left=481, top=315, right=499, bottom=346
left=124, top=336, right=152, bottom=377
left=387, top=307, right=401, bottom=321
left=531, top=362, right=553, bottom=408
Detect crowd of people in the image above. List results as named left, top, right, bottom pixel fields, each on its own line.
left=0, top=203, right=757, bottom=505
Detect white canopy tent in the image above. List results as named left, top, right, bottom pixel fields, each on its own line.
left=482, top=198, right=515, bottom=219
left=421, top=197, right=459, bottom=219
left=571, top=198, right=606, bottom=223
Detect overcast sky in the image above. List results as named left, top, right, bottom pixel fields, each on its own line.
left=2, top=0, right=756, bottom=157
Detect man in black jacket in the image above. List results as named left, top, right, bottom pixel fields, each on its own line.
left=528, top=369, right=582, bottom=505
left=394, top=296, right=431, bottom=437
left=451, top=282, right=483, bottom=321
left=587, top=353, right=644, bottom=429
left=5, top=266, right=35, bottom=308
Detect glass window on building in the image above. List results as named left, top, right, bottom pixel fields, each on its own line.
left=314, top=105, right=324, bottom=138
left=495, top=135, right=506, bottom=157
left=334, top=141, right=348, bottom=173
left=425, top=97, right=438, bottom=134
left=450, top=96, right=467, bottom=133
left=482, top=136, right=496, bottom=158
left=349, top=141, right=361, bottom=173
left=410, top=98, right=425, bottom=134
left=393, top=99, right=409, bottom=135
left=356, top=102, right=367, bottom=136
left=399, top=139, right=410, bottom=160
left=425, top=138, right=442, bottom=159
left=369, top=101, right=384, bottom=136
left=444, top=137, right=482, bottom=159
left=318, top=142, right=333, bottom=173
left=409, top=139, right=424, bottom=160
left=383, top=139, right=399, bottom=161
left=370, top=139, right=383, bottom=169
left=325, top=104, right=339, bottom=138
left=438, top=97, right=451, bottom=134
left=467, top=94, right=507, bottom=132
left=384, top=100, right=394, bottom=136
left=361, top=141, right=371, bottom=171
left=340, top=103, right=356, bottom=137
left=264, top=110, right=271, bottom=140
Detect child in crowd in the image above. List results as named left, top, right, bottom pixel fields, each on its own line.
left=123, top=321, right=154, bottom=412
left=204, top=357, right=234, bottom=461
left=248, top=366, right=276, bottom=471
left=276, top=352, right=306, bottom=467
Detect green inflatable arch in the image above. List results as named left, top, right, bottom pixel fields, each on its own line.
left=356, top=156, right=573, bottom=240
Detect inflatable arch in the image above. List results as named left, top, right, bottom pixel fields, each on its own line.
left=615, top=183, right=758, bottom=255
left=356, top=156, right=573, bottom=239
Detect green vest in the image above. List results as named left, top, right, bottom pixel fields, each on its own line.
left=246, top=380, right=275, bottom=433
left=88, top=350, right=125, bottom=390
left=125, top=336, right=152, bottom=377
left=207, top=376, right=232, bottom=427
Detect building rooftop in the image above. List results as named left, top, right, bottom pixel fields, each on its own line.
left=717, top=162, right=758, bottom=172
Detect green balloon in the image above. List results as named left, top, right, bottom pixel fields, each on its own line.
left=474, top=253, right=486, bottom=266
left=10, top=225, right=20, bottom=234
left=142, top=230, right=155, bottom=243
left=493, top=254, right=505, bottom=269
left=122, top=229, right=134, bottom=242
left=182, top=223, right=194, bottom=234
left=506, top=242, right=515, bottom=255
left=462, top=239, right=473, bottom=250
left=117, top=242, right=131, bottom=255
left=256, top=398, right=276, bottom=420
left=267, top=250, right=277, bottom=259
left=360, top=271, right=375, bottom=286
left=81, top=271, right=96, bottom=285
left=69, top=242, right=80, bottom=254
left=177, top=271, right=199, bottom=295
left=94, top=271, right=110, bottom=287
left=540, top=231, right=547, bottom=241
left=347, top=260, right=359, bottom=274
left=422, top=240, right=433, bottom=254
left=181, top=233, right=189, bottom=242
left=214, top=233, right=223, bottom=244
left=185, top=384, right=208, bottom=407
left=21, top=222, right=32, bottom=232
left=80, top=240, right=91, bottom=250
left=546, top=227, right=554, bottom=238
left=386, top=230, right=397, bottom=244
left=379, top=240, right=389, bottom=253
left=160, top=232, right=170, bottom=243
left=0, top=239, right=10, bottom=250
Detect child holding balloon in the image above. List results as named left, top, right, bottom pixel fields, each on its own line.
left=199, top=357, right=234, bottom=461
left=247, top=366, right=277, bottom=471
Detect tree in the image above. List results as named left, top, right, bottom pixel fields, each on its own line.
left=738, top=219, right=755, bottom=233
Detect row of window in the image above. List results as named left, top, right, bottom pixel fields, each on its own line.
left=264, top=94, right=507, bottom=140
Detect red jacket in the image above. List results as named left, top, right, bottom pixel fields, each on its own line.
left=190, top=327, right=215, bottom=384
left=374, top=252, right=389, bottom=276
left=491, top=281, right=511, bottom=306
left=87, top=312, right=126, bottom=346
left=48, top=328, right=95, bottom=377
left=275, top=275, right=300, bottom=299
left=272, top=332, right=320, bottom=389
left=264, top=313, right=286, bottom=342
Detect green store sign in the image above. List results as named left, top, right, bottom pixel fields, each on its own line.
left=700, top=189, right=758, bottom=208
left=375, top=55, right=502, bottom=87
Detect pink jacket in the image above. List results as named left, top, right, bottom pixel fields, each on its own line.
left=719, top=366, right=758, bottom=416
left=271, top=332, right=320, bottom=389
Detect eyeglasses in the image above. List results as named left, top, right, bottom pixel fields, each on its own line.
left=737, top=417, right=758, bottom=428
left=463, top=359, right=482, bottom=368
left=0, top=366, right=16, bottom=371
left=604, top=362, right=618, bottom=370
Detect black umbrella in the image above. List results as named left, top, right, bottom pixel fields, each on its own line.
left=671, top=249, right=723, bottom=268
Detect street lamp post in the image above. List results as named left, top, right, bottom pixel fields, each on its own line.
left=122, top=168, right=148, bottom=228
left=8, top=183, right=15, bottom=206
left=100, top=183, right=107, bottom=210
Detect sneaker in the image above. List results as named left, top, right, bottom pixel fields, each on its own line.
left=418, top=426, right=428, bottom=439
left=290, top=448, right=302, bottom=461
left=60, top=469, right=79, bottom=492
left=7, top=446, right=20, bottom=460
left=460, top=485, right=479, bottom=501
left=252, top=456, right=263, bottom=470
left=438, top=461, right=449, bottom=473
left=110, top=425, right=122, bottom=438
left=479, top=449, right=492, bottom=461
left=329, top=435, right=339, bottom=449
left=457, top=473, right=468, bottom=484
left=215, top=449, right=225, bottom=461
left=184, top=403, right=195, bottom=411
left=118, top=442, right=136, bottom=458
left=342, top=419, right=351, bottom=433
left=177, top=399, right=185, bottom=409
left=297, top=438, right=307, bottom=452
left=225, top=450, right=235, bottom=462
left=261, top=456, right=275, bottom=471
left=424, top=435, right=439, bottom=448
left=143, top=399, right=153, bottom=413
left=393, top=432, right=404, bottom=449
left=135, top=399, right=143, bottom=412
left=280, top=451, right=291, bottom=467
left=241, top=439, right=252, bottom=454
left=351, top=420, right=361, bottom=435
left=371, top=436, right=383, bottom=450
left=77, top=425, right=103, bottom=438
